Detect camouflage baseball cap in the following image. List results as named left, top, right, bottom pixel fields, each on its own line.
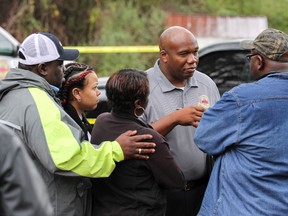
left=241, top=28, right=288, bottom=62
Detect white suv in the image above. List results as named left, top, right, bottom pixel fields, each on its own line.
left=0, top=27, right=20, bottom=79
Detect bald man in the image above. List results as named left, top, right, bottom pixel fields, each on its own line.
left=140, top=26, right=220, bottom=216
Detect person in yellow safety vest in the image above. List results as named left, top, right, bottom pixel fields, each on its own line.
left=0, top=32, right=155, bottom=216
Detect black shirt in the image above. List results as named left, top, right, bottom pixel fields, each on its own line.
left=64, top=103, right=92, bottom=140
left=91, top=112, right=184, bottom=216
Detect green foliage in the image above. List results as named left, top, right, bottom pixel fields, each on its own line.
left=84, top=0, right=165, bottom=76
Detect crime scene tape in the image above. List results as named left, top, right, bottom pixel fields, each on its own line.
left=66, top=45, right=160, bottom=125
left=64, top=46, right=159, bottom=53
left=87, top=118, right=96, bottom=125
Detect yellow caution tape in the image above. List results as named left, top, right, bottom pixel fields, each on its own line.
left=87, top=118, right=96, bottom=125
left=64, top=46, right=159, bottom=53
left=70, top=45, right=160, bottom=124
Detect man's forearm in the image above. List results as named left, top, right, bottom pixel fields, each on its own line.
left=150, top=112, right=178, bottom=136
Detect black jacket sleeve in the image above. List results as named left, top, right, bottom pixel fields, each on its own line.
left=145, top=128, right=185, bottom=190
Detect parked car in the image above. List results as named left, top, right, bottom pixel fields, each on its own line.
left=86, top=40, right=251, bottom=124
left=0, top=27, right=20, bottom=79
left=197, top=39, right=251, bottom=95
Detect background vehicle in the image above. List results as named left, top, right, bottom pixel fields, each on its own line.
left=197, top=40, right=251, bottom=95
left=0, top=27, right=19, bottom=79
left=86, top=40, right=251, bottom=124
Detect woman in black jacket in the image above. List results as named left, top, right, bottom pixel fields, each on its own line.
left=91, top=68, right=185, bottom=216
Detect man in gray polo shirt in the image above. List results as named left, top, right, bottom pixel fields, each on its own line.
left=140, top=26, right=220, bottom=216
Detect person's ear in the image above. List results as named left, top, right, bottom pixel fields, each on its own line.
left=160, top=49, right=168, bottom=63
left=37, top=63, right=48, bottom=76
left=256, top=55, right=264, bottom=70
left=72, top=88, right=80, bottom=97
left=134, top=99, right=141, bottom=108
left=72, top=88, right=82, bottom=102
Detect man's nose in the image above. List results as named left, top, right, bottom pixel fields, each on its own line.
left=187, top=53, right=198, bottom=63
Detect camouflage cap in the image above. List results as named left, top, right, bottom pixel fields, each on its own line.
left=240, top=28, right=288, bottom=62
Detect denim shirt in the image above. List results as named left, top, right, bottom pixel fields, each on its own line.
left=194, top=72, right=288, bottom=216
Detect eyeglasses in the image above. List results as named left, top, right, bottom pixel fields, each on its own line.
left=246, top=53, right=259, bottom=61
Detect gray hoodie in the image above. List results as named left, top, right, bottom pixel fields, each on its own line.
left=0, top=122, right=53, bottom=216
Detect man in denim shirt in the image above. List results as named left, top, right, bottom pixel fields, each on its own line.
left=194, top=28, right=288, bottom=215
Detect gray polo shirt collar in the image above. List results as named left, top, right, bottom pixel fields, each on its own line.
left=154, top=59, right=199, bottom=93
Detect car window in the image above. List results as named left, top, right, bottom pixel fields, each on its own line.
left=198, top=50, right=251, bottom=95
left=0, top=33, right=15, bottom=56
